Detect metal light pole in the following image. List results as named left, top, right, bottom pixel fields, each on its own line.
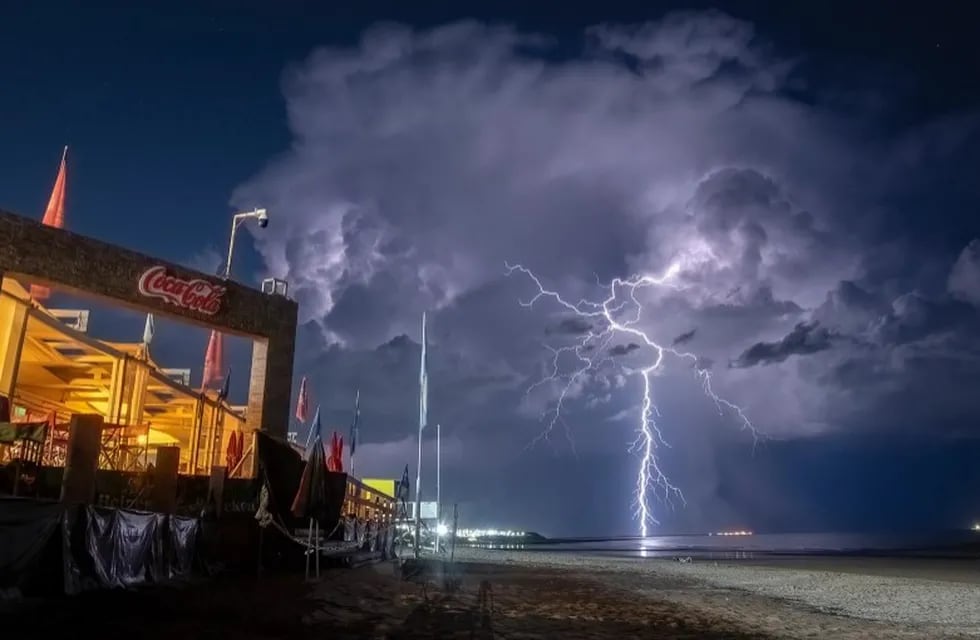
left=204, top=206, right=268, bottom=407
left=224, top=208, right=269, bottom=279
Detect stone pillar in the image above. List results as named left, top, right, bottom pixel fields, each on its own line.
left=246, top=319, right=296, bottom=440
left=60, top=414, right=104, bottom=503
left=245, top=340, right=268, bottom=435
left=151, top=446, right=180, bottom=514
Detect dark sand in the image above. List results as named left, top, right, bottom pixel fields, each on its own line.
left=3, top=553, right=978, bottom=639
left=0, top=562, right=764, bottom=639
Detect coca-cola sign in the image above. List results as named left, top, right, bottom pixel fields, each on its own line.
left=137, top=266, right=226, bottom=316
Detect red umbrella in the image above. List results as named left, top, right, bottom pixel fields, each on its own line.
left=335, top=434, right=345, bottom=472
left=31, top=147, right=68, bottom=301
left=291, top=432, right=328, bottom=519
left=225, top=434, right=236, bottom=469
left=326, top=431, right=345, bottom=472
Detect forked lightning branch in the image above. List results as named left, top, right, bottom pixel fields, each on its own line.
left=506, top=262, right=759, bottom=537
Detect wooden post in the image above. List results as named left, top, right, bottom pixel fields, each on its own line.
left=207, top=464, right=226, bottom=518
left=60, top=414, right=104, bottom=503
left=151, top=446, right=180, bottom=513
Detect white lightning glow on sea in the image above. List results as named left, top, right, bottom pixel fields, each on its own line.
left=506, top=262, right=758, bottom=537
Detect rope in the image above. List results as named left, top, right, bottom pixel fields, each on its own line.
left=253, top=482, right=391, bottom=553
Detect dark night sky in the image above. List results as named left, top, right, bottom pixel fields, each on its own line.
left=2, top=2, right=980, bottom=536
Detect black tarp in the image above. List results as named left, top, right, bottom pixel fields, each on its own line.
left=84, top=508, right=165, bottom=588
left=0, top=498, right=67, bottom=592
left=0, top=497, right=199, bottom=595
left=169, top=514, right=198, bottom=576
left=256, top=432, right=346, bottom=532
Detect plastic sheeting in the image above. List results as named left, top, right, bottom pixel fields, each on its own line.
left=0, top=497, right=199, bottom=595
left=0, top=498, right=67, bottom=593
left=85, top=508, right=164, bottom=588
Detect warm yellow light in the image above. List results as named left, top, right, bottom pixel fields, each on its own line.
left=145, top=428, right=179, bottom=446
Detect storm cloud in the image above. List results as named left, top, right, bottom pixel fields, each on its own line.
left=609, top=343, right=641, bottom=357
left=731, top=321, right=836, bottom=368
left=546, top=317, right=594, bottom=336
left=232, top=11, right=980, bottom=532
left=672, top=328, right=697, bottom=346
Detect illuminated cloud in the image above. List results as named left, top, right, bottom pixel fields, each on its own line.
left=948, top=239, right=980, bottom=307
left=233, top=11, right=980, bottom=529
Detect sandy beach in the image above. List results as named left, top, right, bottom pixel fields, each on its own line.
left=454, top=548, right=980, bottom=638
left=3, top=550, right=979, bottom=638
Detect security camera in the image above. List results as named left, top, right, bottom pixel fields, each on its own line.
left=256, top=208, right=269, bottom=228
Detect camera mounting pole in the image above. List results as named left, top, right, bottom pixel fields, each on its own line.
left=224, top=208, right=268, bottom=280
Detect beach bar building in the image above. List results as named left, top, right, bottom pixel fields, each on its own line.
left=0, top=199, right=402, bottom=589
left=0, top=277, right=251, bottom=478
left=0, top=207, right=298, bottom=499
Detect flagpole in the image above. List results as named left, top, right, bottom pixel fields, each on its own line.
left=414, top=428, right=423, bottom=558
left=350, top=389, right=359, bottom=479
left=435, top=422, right=441, bottom=554
left=414, top=312, right=426, bottom=559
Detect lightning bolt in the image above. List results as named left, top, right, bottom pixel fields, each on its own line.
left=506, top=262, right=759, bottom=537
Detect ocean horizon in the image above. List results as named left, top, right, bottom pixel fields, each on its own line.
left=468, top=530, right=980, bottom=559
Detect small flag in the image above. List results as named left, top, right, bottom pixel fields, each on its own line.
left=31, top=146, right=68, bottom=301
left=201, top=330, right=224, bottom=389
left=418, top=312, right=428, bottom=433
left=217, top=368, right=231, bottom=402
left=349, top=389, right=360, bottom=458
left=398, top=464, right=410, bottom=500
left=142, top=313, right=155, bottom=346
left=304, top=405, right=322, bottom=455
left=295, top=376, right=309, bottom=423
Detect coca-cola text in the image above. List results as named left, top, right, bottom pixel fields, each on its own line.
left=137, top=266, right=226, bottom=316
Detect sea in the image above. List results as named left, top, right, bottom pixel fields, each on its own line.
left=475, top=531, right=980, bottom=559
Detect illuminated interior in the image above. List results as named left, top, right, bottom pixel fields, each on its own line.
left=345, top=477, right=396, bottom=521
left=0, top=277, right=251, bottom=476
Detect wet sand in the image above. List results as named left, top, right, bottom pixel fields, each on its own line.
left=730, top=553, right=980, bottom=584
left=3, top=550, right=978, bottom=638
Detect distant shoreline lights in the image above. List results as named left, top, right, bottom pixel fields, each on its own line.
left=708, top=530, right=754, bottom=537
